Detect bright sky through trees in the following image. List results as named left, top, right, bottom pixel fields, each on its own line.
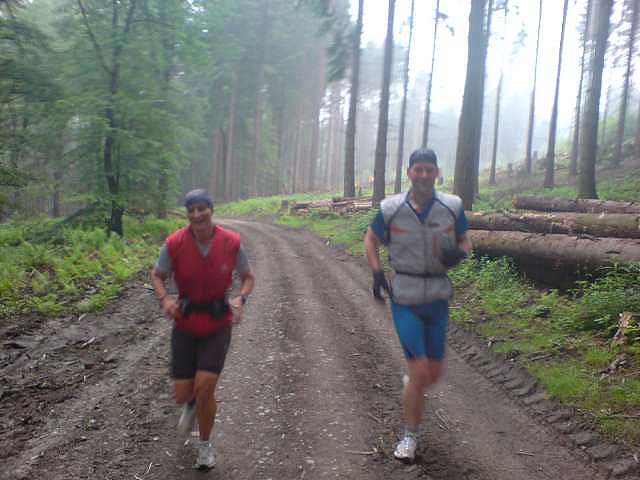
left=353, top=0, right=636, bottom=142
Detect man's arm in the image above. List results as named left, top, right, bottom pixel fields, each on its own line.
left=364, top=226, right=392, bottom=300
left=237, top=271, right=255, bottom=301
left=364, top=226, right=383, bottom=272
left=150, top=266, right=180, bottom=319
left=228, top=245, right=255, bottom=323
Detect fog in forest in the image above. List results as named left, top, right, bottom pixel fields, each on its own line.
left=1, top=0, right=638, bottom=227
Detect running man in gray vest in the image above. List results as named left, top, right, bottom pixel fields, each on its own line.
left=364, top=148, right=472, bottom=462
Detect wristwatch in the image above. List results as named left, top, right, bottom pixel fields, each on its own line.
left=241, top=294, right=249, bottom=305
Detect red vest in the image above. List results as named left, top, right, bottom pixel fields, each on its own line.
left=166, top=225, right=240, bottom=336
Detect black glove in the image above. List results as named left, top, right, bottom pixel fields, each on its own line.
left=372, top=270, right=392, bottom=301
left=441, top=245, right=468, bottom=268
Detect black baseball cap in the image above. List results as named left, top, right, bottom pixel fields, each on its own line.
left=184, top=189, right=213, bottom=209
left=409, top=148, right=438, bottom=168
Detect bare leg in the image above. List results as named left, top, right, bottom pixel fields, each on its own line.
left=174, top=378, right=195, bottom=404
left=403, top=358, right=443, bottom=430
left=194, top=371, right=220, bottom=441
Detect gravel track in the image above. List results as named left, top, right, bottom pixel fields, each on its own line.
left=0, top=219, right=624, bottom=479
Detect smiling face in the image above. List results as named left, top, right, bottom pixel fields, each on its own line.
left=186, top=201, right=213, bottom=230
left=407, top=161, right=440, bottom=195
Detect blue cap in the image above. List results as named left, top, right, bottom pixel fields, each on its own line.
left=184, top=189, right=213, bottom=209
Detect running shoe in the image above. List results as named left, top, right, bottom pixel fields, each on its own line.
left=194, top=440, right=216, bottom=469
left=177, top=401, right=196, bottom=436
left=393, top=435, right=417, bottom=462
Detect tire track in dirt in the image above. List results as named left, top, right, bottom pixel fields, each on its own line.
left=231, top=221, right=395, bottom=480
left=226, top=219, right=608, bottom=480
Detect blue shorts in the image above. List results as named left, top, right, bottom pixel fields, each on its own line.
left=391, top=300, right=449, bottom=361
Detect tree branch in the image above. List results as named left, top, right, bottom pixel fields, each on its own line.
left=77, top=0, right=112, bottom=75
left=116, top=0, right=137, bottom=59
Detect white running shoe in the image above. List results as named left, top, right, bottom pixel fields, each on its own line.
left=393, top=435, right=417, bottom=462
left=177, top=402, right=196, bottom=436
left=194, top=440, right=216, bottom=469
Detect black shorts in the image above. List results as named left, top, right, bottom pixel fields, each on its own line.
left=171, top=325, right=232, bottom=379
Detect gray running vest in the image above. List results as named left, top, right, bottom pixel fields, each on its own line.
left=380, top=191, right=463, bottom=305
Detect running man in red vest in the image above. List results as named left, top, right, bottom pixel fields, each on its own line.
left=150, top=189, right=254, bottom=470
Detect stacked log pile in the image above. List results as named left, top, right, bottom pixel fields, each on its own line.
left=289, top=194, right=640, bottom=274
left=289, top=197, right=373, bottom=215
left=468, top=196, right=640, bottom=272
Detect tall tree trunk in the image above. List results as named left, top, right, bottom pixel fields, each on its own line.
left=251, top=0, right=269, bottom=197
left=209, top=128, right=223, bottom=201
left=524, top=0, right=543, bottom=175
left=636, top=95, right=640, bottom=159
left=308, top=45, right=326, bottom=192
left=52, top=167, right=63, bottom=217
left=570, top=0, right=593, bottom=176
left=578, top=0, right=613, bottom=199
left=474, top=0, right=493, bottom=197
left=78, top=0, right=137, bottom=235
left=394, top=0, right=415, bottom=194
left=489, top=73, right=502, bottom=185
left=614, top=0, right=638, bottom=167
left=422, top=0, right=441, bottom=148
left=155, top=0, right=175, bottom=219
left=332, top=91, right=343, bottom=192
left=372, top=0, right=396, bottom=203
left=453, top=0, right=488, bottom=210
left=328, top=83, right=342, bottom=191
left=600, top=84, right=611, bottom=148
left=344, top=0, right=364, bottom=198
left=224, top=74, right=237, bottom=202
left=291, top=98, right=303, bottom=193
left=544, top=0, right=569, bottom=188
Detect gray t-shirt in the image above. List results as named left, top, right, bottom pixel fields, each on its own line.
left=155, top=241, right=250, bottom=277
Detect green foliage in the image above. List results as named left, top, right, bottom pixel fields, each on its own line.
left=530, top=363, right=599, bottom=405
left=565, top=264, right=640, bottom=335
left=584, top=347, right=616, bottom=370
left=0, top=215, right=178, bottom=318
left=277, top=207, right=376, bottom=256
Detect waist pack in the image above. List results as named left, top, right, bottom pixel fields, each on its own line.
left=394, top=270, right=446, bottom=279
left=180, top=297, right=229, bottom=319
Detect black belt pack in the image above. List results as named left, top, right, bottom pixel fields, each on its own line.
left=394, top=270, right=446, bottom=278
left=180, top=297, right=229, bottom=318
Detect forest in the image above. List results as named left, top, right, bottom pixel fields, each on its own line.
left=2, top=1, right=640, bottom=477
left=1, top=0, right=639, bottom=234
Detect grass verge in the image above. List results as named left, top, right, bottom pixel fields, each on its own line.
left=0, top=215, right=184, bottom=319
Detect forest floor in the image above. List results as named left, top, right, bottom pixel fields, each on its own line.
left=2, top=219, right=638, bottom=480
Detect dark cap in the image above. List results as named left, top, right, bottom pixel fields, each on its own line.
left=184, top=189, right=213, bottom=209
left=409, top=148, right=438, bottom=168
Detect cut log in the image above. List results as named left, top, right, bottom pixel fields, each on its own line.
left=290, top=199, right=333, bottom=210
left=467, top=210, right=640, bottom=239
left=468, top=230, right=640, bottom=272
left=513, top=195, right=640, bottom=214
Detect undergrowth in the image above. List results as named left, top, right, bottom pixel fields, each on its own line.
left=0, top=215, right=183, bottom=319
left=450, top=256, right=640, bottom=444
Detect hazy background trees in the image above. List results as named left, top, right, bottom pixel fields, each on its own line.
left=1, top=0, right=639, bottom=231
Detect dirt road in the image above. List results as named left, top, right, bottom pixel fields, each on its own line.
left=0, top=219, right=630, bottom=479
